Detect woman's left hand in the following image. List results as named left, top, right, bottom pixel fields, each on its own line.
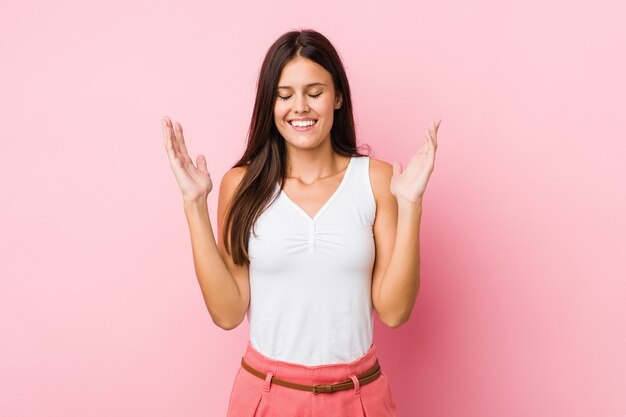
left=390, top=119, right=440, bottom=204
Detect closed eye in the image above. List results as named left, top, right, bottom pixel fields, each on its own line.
left=277, top=93, right=323, bottom=101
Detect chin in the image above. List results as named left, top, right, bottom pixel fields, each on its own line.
left=287, top=141, right=322, bottom=149
left=284, top=137, right=325, bottom=150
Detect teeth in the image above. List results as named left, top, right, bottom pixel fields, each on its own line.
left=290, top=120, right=316, bottom=127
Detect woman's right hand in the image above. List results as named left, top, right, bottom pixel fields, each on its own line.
left=162, top=116, right=213, bottom=202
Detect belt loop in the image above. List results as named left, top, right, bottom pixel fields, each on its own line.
left=349, top=374, right=360, bottom=395
left=263, top=371, right=274, bottom=392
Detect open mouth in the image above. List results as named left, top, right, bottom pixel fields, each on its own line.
left=289, top=120, right=317, bottom=128
left=288, top=119, right=318, bottom=131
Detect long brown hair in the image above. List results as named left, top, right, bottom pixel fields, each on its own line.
left=223, top=29, right=370, bottom=266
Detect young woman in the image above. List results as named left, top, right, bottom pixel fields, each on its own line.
left=162, top=29, right=439, bottom=417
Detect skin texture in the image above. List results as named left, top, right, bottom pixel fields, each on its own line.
left=161, top=54, right=440, bottom=329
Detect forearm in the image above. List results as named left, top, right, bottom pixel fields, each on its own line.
left=183, top=199, right=245, bottom=328
left=377, top=198, right=422, bottom=327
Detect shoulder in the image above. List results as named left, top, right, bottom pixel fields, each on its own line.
left=367, top=156, right=394, bottom=204
left=218, top=165, right=248, bottom=213
left=220, top=165, right=247, bottom=194
left=368, top=156, right=393, bottom=178
left=222, top=165, right=247, bottom=184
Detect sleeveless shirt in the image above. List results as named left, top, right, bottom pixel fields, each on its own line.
left=247, top=156, right=377, bottom=366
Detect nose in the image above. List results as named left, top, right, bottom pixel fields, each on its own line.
left=294, top=94, right=309, bottom=113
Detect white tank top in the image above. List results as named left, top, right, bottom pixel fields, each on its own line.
left=247, top=156, right=376, bottom=366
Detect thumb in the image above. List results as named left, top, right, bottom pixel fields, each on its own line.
left=196, top=154, right=208, bottom=173
left=392, top=161, right=402, bottom=176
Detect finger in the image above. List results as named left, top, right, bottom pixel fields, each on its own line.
left=427, top=130, right=435, bottom=151
left=428, top=121, right=438, bottom=137
left=197, top=154, right=208, bottom=174
left=163, top=117, right=177, bottom=148
left=170, top=121, right=189, bottom=163
left=429, top=121, right=439, bottom=149
left=392, top=161, right=402, bottom=176
left=428, top=131, right=438, bottom=158
left=422, top=130, right=431, bottom=153
left=428, top=119, right=439, bottom=134
left=421, top=129, right=431, bottom=151
left=174, top=121, right=193, bottom=164
left=166, top=121, right=183, bottom=156
left=162, top=118, right=176, bottom=155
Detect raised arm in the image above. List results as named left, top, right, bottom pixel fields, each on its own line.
left=162, top=116, right=249, bottom=330
left=370, top=119, right=440, bottom=327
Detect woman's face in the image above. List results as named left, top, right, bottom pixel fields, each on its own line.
left=273, top=55, right=342, bottom=152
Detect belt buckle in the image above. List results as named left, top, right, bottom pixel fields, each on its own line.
left=312, top=384, right=332, bottom=394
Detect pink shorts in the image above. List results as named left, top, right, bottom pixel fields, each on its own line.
left=226, top=342, right=398, bottom=417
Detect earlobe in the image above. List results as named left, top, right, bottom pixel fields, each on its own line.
left=335, top=93, right=343, bottom=109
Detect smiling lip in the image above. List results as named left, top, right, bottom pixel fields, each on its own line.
left=288, top=118, right=317, bottom=132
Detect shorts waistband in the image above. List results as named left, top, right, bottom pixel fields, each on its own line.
left=242, top=342, right=379, bottom=386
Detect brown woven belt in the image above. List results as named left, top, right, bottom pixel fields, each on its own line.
left=240, top=357, right=381, bottom=394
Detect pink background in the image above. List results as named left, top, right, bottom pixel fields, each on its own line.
left=1, top=0, right=624, bottom=416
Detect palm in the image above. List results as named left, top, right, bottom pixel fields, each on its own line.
left=162, top=116, right=213, bottom=201
left=390, top=119, right=440, bottom=203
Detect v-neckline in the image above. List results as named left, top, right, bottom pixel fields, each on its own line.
left=277, top=156, right=355, bottom=222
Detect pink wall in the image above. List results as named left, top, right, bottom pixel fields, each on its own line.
left=1, top=0, right=624, bottom=416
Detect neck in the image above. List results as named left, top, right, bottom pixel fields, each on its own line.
left=284, top=142, right=350, bottom=185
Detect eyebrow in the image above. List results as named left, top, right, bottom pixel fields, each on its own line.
left=277, top=82, right=327, bottom=89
